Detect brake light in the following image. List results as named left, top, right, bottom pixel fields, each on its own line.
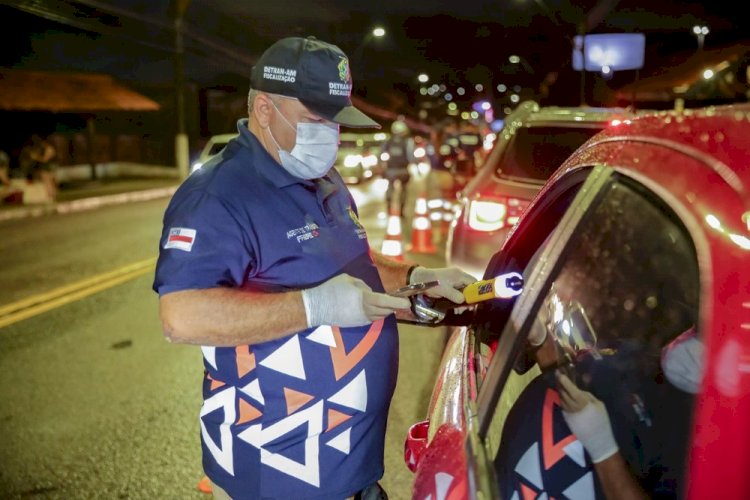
left=467, top=197, right=530, bottom=232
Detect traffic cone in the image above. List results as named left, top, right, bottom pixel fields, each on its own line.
left=406, top=189, right=436, bottom=254
left=197, top=475, right=212, bottom=494
left=380, top=180, right=404, bottom=261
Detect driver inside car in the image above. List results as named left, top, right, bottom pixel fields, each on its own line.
left=495, top=311, right=701, bottom=500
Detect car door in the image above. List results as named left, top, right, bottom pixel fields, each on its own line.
left=473, top=164, right=701, bottom=499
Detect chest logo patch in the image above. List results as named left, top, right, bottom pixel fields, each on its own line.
left=165, top=227, right=197, bottom=252
left=286, top=222, right=320, bottom=243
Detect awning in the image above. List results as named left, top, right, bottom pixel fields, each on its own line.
left=0, top=69, right=160, bottom=112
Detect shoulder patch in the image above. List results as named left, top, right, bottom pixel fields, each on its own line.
left=165, top=227, right=197, bottom=252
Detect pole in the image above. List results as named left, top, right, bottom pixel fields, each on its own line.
left=172, top=0, right=191, bottom=180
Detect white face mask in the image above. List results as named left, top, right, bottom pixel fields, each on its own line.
left=267, top=101, right=339, bottom=179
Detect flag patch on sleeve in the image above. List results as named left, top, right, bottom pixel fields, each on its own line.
left=165, top=227, right=197, bottom=251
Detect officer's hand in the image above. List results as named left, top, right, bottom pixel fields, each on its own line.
left=409, top=266, right=476, bottom=304
left=302, top=274, right=411, bottom=328
left=557, top=372, right=619, bottom=463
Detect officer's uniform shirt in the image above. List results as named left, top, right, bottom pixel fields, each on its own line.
left=153, top=119, right=399, bottom=499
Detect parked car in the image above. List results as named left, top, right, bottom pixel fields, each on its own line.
left=446, top=101, right=643, bottom=278
left=335, top=131, right=388, bottom=184
left=405, top=104, right=750, bottom=499
left=190, top=133, right=237, bottom=173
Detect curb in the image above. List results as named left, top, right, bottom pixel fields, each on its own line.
left=0, top=186, right=178, bottom=223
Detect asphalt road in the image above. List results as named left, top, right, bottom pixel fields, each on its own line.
left=0, top=178, right=451, bottom=500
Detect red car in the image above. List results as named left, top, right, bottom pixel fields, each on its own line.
left=405, top=104, right=750, bottom=499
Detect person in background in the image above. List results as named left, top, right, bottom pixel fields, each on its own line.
left=153, top=35, right=475, bottom=500
left=381, top=117, right=415, bottom=216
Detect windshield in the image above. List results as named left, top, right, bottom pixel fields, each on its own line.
left=496, top=125, right=604, bottom=180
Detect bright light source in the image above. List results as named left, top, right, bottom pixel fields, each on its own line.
left=475, top=83, right=483, bottom=92
left=481, top=101, right=491, bottom=111
left=693, top=25, right=709, bottom=35
left=510, top=94, right=520, bottom=103
left=380, top=152, right=390, bottom=161
left=413, top=147, right=426, bottom=158
left=703, top=69, right=715, bottom=80
left=418, top=73, right=429, bottom=83
left=601, top=65, right=612, bottom=75
left=497, top=83, right=507, bottom=92
left=374, top=132, right=387, bottom=141
left=448, top=102, right=457, bottom=110
left=509, top=55, right=520, bottom=64
left=573, top=33, right=646, bottom=71
left=457, top=87, right=465, bottom=95
left=373, top=27, right=386, bottom=37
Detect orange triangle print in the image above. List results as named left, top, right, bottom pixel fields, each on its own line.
left=326, top=408, right=353, bottom=431
left=330, top=319, right=384, bottom=381
left=284, top=387, right=315, bottom=414
left=520, top=483, right=538, bottom=500
left=236, top=345, right=256, bottom=378
left=236, top=399, right=262, bottom=424
left=542, top=388, right=577, bottom=470
left=206, top=373, right=226, bottom=391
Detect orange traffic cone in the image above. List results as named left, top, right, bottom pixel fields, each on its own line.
left=406, top=190, right=436, bottom=254
left=381, top=180, right=404, bottom=261
left=381, top=206, right=405, bottom=261
left=197, top=475, right=212, bottom=494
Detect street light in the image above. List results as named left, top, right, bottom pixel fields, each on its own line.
left=693, top=25, right=709, bottom=50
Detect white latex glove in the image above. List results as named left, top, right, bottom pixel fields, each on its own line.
left=409, top=266, right=476, bottom=304
left=557, top=372, right=619, bottom=464
left=301, top=273, right=411, bottom=328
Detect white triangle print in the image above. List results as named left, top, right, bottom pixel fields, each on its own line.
left=239, top=379, right=265, bottom=405
left=199, top=387, right=236, bottom=475
left=201, top=346, right=217, bottom=370
left=325, top=427, right=351, bottom=454
left=509, top=492, right=519, bottom=500
left=328, top=369, right=367, bottom=412
left=306, top=325, right=337, bottom=347
left=259, top=335, right=306, bottom=380
left=538, top=494, right=548, bottom=500
left=435, top=472, right=454, bottom=500
left=562, top=471, right=595, bottom=500
left=564, top=439, right=586, bottom=467
left=237, top=401, right=324, bottom=486
left=515, top=441, right=543, bottom=489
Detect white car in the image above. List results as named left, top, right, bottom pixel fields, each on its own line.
left=190, top=133, right=237, bottom=173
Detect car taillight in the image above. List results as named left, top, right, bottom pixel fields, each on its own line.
left=467, top=197, right=530, bottom=232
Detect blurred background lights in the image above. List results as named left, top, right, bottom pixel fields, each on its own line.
left=457, top=87, right=465, bottom=95
left=510, top=94, right=520, bottom=103
left=444, top=93, right=453, bottom=101
left=475, top=83, right=483, bottom=92
left=372, top=27, right=385, bottom=37
left=497, top=83, right=507, bottom=92
left=703, top=69, right=715, bottom=79
left=509, top=55, right=520, bottom=64
left=448, top=102, right=458, bottom=110
left=417, top=73, right=429, bottom=83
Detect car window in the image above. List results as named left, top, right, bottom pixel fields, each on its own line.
left=496, top=126, right=604, bottom=180
left=484, top=175, right=699, bottom=498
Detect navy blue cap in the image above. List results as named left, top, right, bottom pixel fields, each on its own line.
left=250, top=36, right=380, bottom=129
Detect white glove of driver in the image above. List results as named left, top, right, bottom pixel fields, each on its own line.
left=409, top=266, right=476, bottom=304
left=557, top=372, right=619, bottom=464
left=301, top=273, right=411, bottom=328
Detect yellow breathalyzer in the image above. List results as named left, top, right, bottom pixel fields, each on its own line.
left=462, top=272, right=524, bottom=304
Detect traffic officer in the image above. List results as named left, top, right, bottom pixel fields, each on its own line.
left=153, top=36, right=475, bottom=500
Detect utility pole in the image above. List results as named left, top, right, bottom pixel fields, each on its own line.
left=171, top=0, right=191, bottom=180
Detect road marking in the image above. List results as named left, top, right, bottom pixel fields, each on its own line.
left=0, top=258, right=156, bottom=329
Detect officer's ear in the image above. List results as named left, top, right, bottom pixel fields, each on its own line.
left=253, top=93, right=274, bottom=128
